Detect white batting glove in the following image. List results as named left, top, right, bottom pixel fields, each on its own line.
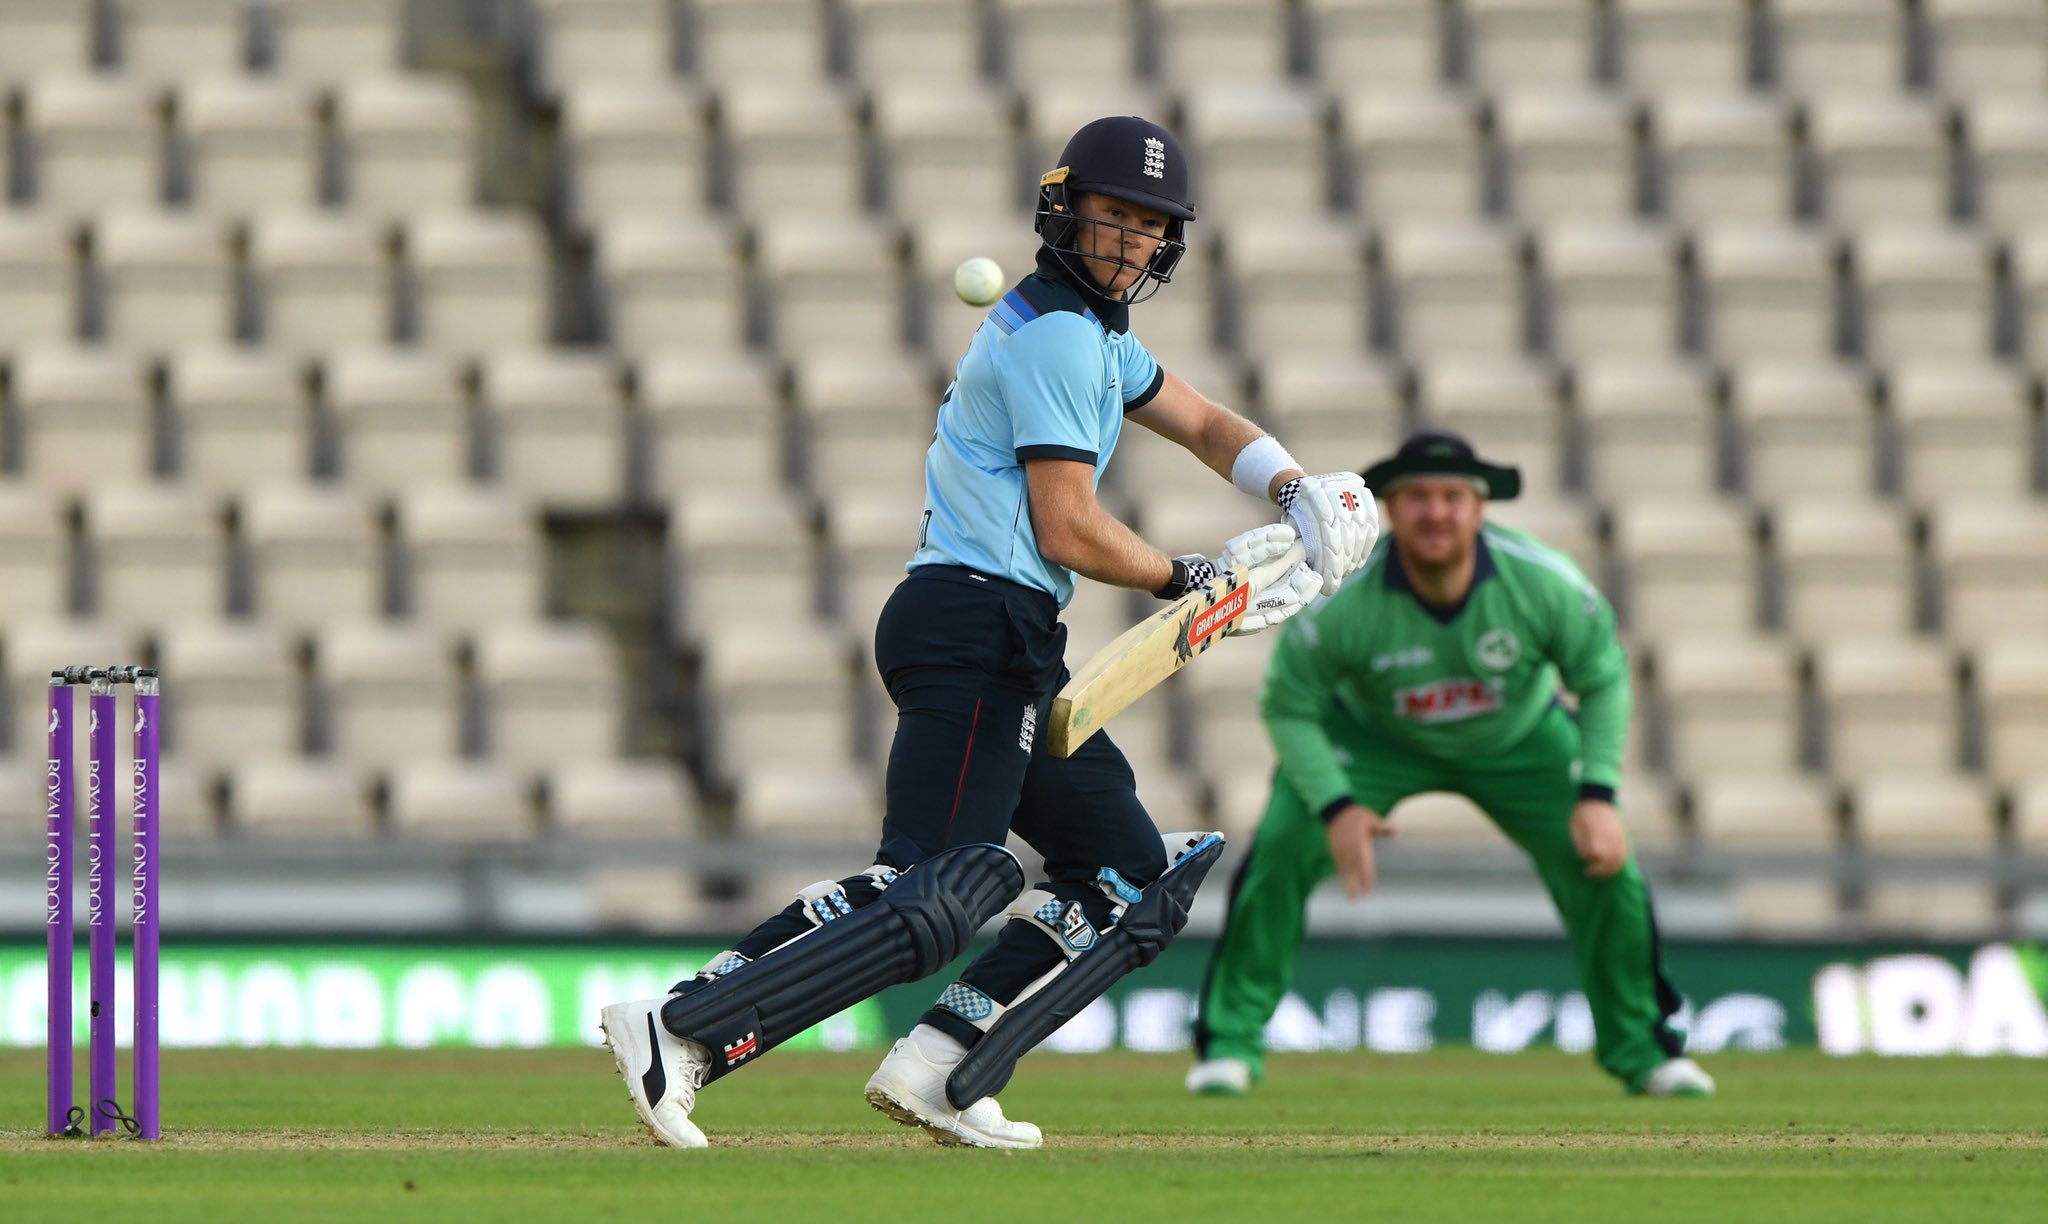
left=1277, top=473, right=1381, bottom=596
left=1229, top=558, right=1321, bottom=637
left=1154, top=523, right=1301, bottom=599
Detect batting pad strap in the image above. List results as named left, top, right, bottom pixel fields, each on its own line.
left=1005, top=889, right=1099, bottom=962
left=944, top=834, right=1227, bottom=1109
left=661, top=843, right=1024, bottom=1086
left=935, top=981, right=1006, bottom=1033
left=796, top=880, right=854, bottom=927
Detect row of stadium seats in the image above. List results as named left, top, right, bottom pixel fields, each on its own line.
left=18, top=72, right=2048, bottom=232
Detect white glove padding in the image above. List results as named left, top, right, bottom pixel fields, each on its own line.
left=1277, top=472, right=1381, bottom=597
left=1156, top=523, right=1302, bottom=599
left=1228, top=558, right=1322, bottom=637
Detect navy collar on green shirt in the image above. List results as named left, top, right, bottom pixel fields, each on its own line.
left=1022, top=247, right=1132, bottom=334
left=1383, top=534, right=1497, bottom=625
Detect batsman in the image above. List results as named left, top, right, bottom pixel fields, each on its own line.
left=1186, top=430, right=1715, bottom=1099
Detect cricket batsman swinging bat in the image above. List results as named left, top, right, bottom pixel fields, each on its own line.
left=1047, top=541, right=1307, bottom=758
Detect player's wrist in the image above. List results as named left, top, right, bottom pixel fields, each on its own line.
left=1154, top=554, right=1216, bottom=599
left=1577, top=783, right=1617, bottom=804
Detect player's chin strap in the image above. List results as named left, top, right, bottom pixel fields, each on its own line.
left=940, top=831, right=1226, bottom=1109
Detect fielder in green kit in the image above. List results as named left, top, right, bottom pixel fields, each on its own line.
left=1185, top=430, right=1714, bottom=1098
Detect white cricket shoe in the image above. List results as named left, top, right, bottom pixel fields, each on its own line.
left=1640, top=1056, right=1715, bottom=1098
left=864, top=1028, right=1042, bottom=1150
left=599, top=998, right=712, bottom=1148
left=1184, top=1057, right=1253, bottom=1096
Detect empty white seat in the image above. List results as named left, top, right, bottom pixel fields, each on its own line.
left=1255, top=354, right=1405, bottom=475
left=1863, top=880, right=2001, bottom=938
left=1134, top=492, right=1270, bottom=560
left=94, top=210, right=234, bottom=353
left=593, top=215, right=746, bottom=355
left=697, top=624, right=858, bottom=781
left=0, top=482, right=69, bottom=624
left=110, top=0, right=245, bottom=85
left=1930, top=503, right=2048, bottom=648
left=1338, top=89, right=1484, bottom=221
left=1728, top=361, right=1876, bottom=500
left=1853, top=772, right=1998, bottom=853
left=84, top=485, right=228, bottom=629
left=179, top=77, right=319, bottom=219
left=1303, top=0, right=1444, bottom=90
left=1414, top=359, right=1564, bottom=497
left=0, top=0, right=92, bottom=80
left=249, top=212, right=391, bottom=357
left=1221, top=216, right=1369, bottom=357
left=844, top=0, right=986, bottom=84
left=1617, top=772, right=1686, bottom=852
left=1651, top=93, right=1795, bottom=224
left=230, top=759, right=375, bottom=840
left=1614, top=0, right=1752, bottom=95
left=325, top=348, right=471, bottom=497
left=1178, top=616, right=1279, bottom=783
left=11, top=347, right=151, bottom=495
left=335, top=75, right=477, bottom=221
left=559, top=81, right=710, bottom=228
left=691, top=0, right=830, bottom=83
left=872, top=83, right=1022, bottom=217
left=1463, top=0, right=1596, bottom=90
left=670, top=494, right=820, bottom=639
left=638, top=349, right=784, bottom=496
left=1729, top=878, right=1842, bottom=935
left=1482, top=496, right=1604, bottom=583
left=477, top=350, right=626, bottom=511
left=1888, top=362, right=2035, bottom=507
left=1814, top=638, right=1961, bottom=776
left=907, top=215, right=1043, bottom=360
left=4, top=622, right=140, bottom=762
left=1151, top=0, right=1289, bottom=86
left=169, top=348, right=311, bottom=495
left=1103, top=353, right=1246, bottom=493
left=1772, top=497, right=1917, bottom=641
left=156, top=620, right=301, bottom=767
left=526, top=0, right=674, bottom=95
left=1536, top=222, right=1679, bottom=359
left=150, top=759, right=220, bottom=841
left=550, top=759, right=698, bottom=839
left=24, top=76, right=162, bottom=218
left=721, top=83, right=864, bottom=219
left=993, top=0, right=1140, bottom=85
left=1976, top=636, right=2048, bottom=785
left=240, top=483, right=383, bottom=633
left=2017, top=775, right=2048, bottom=852
left=1964, top=98, right=2048, bottom=235
left=387, top=761, right=537, bottom=842
left=407, top=210, right=551, bottom=355
left=1770, top=0, right=1906, bottom=92
left=475, top=620, right=625, bottom=771
left=1691, top=771, right=1838, bottom=847
left=790, top=349, right=937, bottom=491
left=1664, top=628, right=1812, bottom=781
left=1694, top=224, right=1838, bottom=360
left=1808, top=95, right=1951, bottom=228
left=755, top=214, right=906, bottom=352
left=316, top=621, right=463, bottom=767
left=1852, top=226, right=1993, bottom=362
left=1495, top=90, right=1638, bottom=224
left=1180, top=84, right=1329, bottom=220
left=1928, top=0, right=2048, bottom=101
left=1381, top=221, right=1524, bottom=359
left=0, top=211, right=78, bottom=348
left=2007, top=229, right=2048, bottom=366
left=267, top=0, right=405, bottom=86
left=1018, top=82, right=1169, bottom=179
left=1575, top=358, right=1717, bottom=498
left=395, top=485, right=547, bottom=631
left=1611, top=497, right=1758, bottom=638
left=823, top=487, right=926, bottom=636
left=730, top=761, right=880, bottom=842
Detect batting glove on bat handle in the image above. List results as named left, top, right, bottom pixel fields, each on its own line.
left=1152, top=523, right=1302, bottom=600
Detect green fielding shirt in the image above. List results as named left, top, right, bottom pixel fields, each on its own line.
left=1262, top=522, right=1632, bottom=818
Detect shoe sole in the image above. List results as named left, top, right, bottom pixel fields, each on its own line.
left=600, top=1006, right=705, bottom=1149
left=864, top=1085, right=1038, bottom=1150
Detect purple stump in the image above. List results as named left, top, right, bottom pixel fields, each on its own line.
left=46, top=675, right=74, bottom=1136
left=132, top=670, right=161, bottom=1140
left=87, top=672, right=117, bottom=1135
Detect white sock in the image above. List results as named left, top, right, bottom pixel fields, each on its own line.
left=908, top=1022, right=969, bottom=1066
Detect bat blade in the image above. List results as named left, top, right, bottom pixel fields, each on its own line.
left=1047, top=542, right=1304, bottom=758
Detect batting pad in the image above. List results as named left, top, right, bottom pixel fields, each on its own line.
left=660, top=842, right=1023, bottom=1084
left=944, top=832, right=1225, bottom=1108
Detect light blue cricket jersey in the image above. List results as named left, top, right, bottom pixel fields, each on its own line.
left=907, top=260, right=1167, bottom=608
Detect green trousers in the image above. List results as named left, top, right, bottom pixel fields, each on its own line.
left=1192, top=704, right=1685, bottom=1091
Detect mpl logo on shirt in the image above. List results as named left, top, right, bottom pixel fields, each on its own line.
left=1393, top=677, right=1504, bottom=723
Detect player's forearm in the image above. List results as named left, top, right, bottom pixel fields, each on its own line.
left=1573, top=675, right=1630, bottom=795
left=1035, top=498, right=1175, bottom=592
left=1198, top=412, right=1303, bottom=502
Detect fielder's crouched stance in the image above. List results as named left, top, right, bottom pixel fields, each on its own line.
left=599, top=114, right=1377, bottom=1149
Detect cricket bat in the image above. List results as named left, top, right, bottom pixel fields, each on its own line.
left=1047, top=541, right=1306, bottom=759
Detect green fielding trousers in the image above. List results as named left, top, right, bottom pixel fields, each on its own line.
left=1192, top=703, right=1685, bottom=1091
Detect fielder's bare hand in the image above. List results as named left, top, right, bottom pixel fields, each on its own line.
left=1571, top=799, right=1629, bottom=878
left=1325, top=802, right=1396, bottom=898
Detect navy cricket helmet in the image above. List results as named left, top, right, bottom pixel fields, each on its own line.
left=1035, top=115, right=1196, bottom=305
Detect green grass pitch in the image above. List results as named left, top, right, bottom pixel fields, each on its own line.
left=3, top=1049, right=2044, bottom=1222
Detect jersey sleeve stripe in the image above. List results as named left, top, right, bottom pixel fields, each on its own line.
left=1015, top=444, right=1098, bottom=465
left=1124, top=365, right=1166, bottom=412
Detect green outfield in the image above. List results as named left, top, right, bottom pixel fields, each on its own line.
left=2, top=1050, right=2044, bottom=1222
